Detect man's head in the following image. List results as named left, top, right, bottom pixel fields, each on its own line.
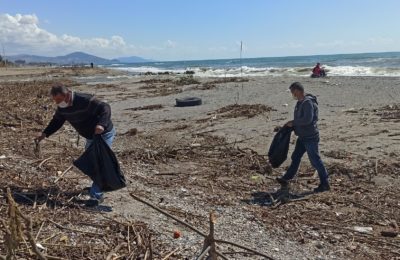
left=289, top=82, right=305, bottom=100
left=316, top=62, right=321, bottom=67
left=50, top=85, right=71, bottom=107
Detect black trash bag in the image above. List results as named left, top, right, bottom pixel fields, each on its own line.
left=268, top=126, right=293, bottom=168
left=73, top=135, right=126, bottom=192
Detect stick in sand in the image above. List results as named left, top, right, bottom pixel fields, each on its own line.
left=129, top=192, right=275, bottom=260
left=54, top=165, right=73, bottom=183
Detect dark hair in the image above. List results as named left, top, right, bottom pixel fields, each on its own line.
left=50, top=85, right=69, bottom=96
left=289, top=82, right=304, bottom=92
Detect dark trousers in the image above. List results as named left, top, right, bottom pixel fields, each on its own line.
left=283, top=137, right=329, bottom=185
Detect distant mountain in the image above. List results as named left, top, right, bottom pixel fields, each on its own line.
left=8, top=52, right=119, bottom=65
left=116, top=56, right=155, bottom=63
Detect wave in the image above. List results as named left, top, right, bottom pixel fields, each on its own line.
left=111, top=65, right=400, bottom=77
left=324, top=65, right=400, bottom=76
left=113, top=66, right=186, bottom=74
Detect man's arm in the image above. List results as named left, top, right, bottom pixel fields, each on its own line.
left=293, top=101, right=314, bottom=126
left=93, top=99, right=111, bottom=128
left=42, top=111, right=66, bottom=138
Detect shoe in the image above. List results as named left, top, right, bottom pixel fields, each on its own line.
left=313, top=183, right=330, bottom=193
left=82, top=187, right=91, bottom=195
left=276, top=177, right=289, bottom=186
left=85, top=197, right=104, bottom=207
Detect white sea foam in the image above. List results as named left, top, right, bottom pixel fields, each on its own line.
left=113, top=66, right=186, bottom=74
left=112, top=65, right=400, bottom=77
left=324, top=65, right=400, bottom=76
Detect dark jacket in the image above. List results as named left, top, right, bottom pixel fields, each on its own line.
left=293, top=94, right=319, bottom=139
left=43, top=92, right=113, bottom=139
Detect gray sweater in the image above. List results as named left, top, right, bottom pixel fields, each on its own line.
left=292, top=94, right=319, bottom=139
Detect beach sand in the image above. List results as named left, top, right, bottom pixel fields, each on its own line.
left=1, top=67, right=399, bottom=259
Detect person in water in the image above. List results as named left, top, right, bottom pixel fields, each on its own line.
left=311, top=63, right=326, bottom=78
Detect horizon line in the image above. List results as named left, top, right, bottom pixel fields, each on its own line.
left=5, top=50, right=400, bottom=63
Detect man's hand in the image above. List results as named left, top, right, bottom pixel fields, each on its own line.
left=34, top=133, right=46, bottom=143
left=94, top=125, right=105, bottom=135
left=285, top=121, right=293, bottom=127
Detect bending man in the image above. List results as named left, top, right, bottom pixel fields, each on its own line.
left=35, top=85, right=116, bottom=206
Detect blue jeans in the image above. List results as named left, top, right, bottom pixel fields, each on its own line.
left=283, top=137, right=329, bottom=185
left=85, top=127, right=116, bottom=199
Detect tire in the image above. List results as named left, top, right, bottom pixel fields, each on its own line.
left=175, top=97, right=202, bottom=107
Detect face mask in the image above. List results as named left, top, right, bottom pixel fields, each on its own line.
left=58, top=101, right=69, bottom=108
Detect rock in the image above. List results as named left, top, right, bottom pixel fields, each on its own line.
left=389, top=221, right=398, bottom=230
left=308, top=230, right=320, bottom=237
left=126, top=128, right=138, bottom=136
left=381, top=230, right=398, bottom=238
left=315, top=242, right=324, bottom=249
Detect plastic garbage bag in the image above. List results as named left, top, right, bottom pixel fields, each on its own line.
left=73, top=135, right=126, bottom=192
left=268, top=126, right=293, bottom=168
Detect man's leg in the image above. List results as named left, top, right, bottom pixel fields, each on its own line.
left=303, top=139, right=329, bottom=190
left=281, top=138, right=307, bottom=182
left=87, top=128, right=117, bottom=202
left=101, top=127, right=116, bottom=147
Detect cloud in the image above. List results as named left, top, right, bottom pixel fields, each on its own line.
left=276, top=42, right=304, bottom=49
left=368, top=37, right=395, bottom=45
left=165, top=40, right=176, bottom=48
left=0, top=13, right=168, bottom=58
left=208, top=46, right=228, bottom=52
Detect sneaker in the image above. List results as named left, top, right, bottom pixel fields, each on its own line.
left=85, top=197, right=104, bottom=207
left=276, top=177, right=289, bottom=186
left=313, top=183, right=330, bottom=193
left=82, top=187, right=91, bottom=195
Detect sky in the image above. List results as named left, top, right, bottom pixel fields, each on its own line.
left=0, top=0, right=399, bottom=61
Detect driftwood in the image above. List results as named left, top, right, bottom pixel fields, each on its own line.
left=53, top=165, right=73, bottom=183
left=106, top=242, right=127, bottom=260
left=129, top=192, right=275, bottom=259
left=1, top=188, right=47, bottom=260
left=201, top=212, right=217, bottom=260
left=38, top=156, right=53, bottom=169
left=196, top=246, right=211, bottom=260
left=161, top=247, right=183, bottom=260
left=48, top=219, right=104, bottom=236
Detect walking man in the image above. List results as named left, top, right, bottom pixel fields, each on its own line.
left=35, top=85, right=116, bottom=205
left=277, top=82, right=330, bottom=192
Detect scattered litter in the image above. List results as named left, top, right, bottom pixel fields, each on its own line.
left=36, top=243, right=46, bottom=251
left=353, top=226, right=373, bottom=234
left=343, top=108, right=359, bottom=113
left=173, top=230, right=182, bottom=239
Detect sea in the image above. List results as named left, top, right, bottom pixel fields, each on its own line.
left=105, top=52, right=400, bottom=77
